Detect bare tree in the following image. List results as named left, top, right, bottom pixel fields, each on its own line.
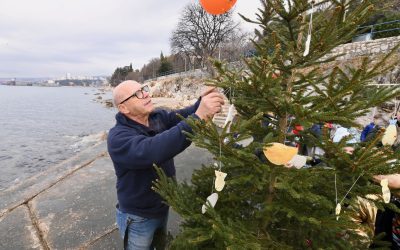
left=219, top=28, right=254, bottom=62
left=170, top=3, right=239, bottom=72
left=140, top=58, right=161, bottom=81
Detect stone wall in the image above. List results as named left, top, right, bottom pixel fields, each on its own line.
left=321, top=36, right=400, bottom=85
left=327, top=35, right=400, bottom=60
left=144, top=69, right=209, bottom=83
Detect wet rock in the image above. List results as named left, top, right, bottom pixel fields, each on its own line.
left=103, top=99, right=114, bottom=108
left=0, top=142, right=107, bottom=217
left=0, top=206, right=42, bottom=249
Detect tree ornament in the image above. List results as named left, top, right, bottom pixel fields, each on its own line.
left=236, top=136, right=254, bottom=147
left=335, top=203, right=341, bottom=221
left=202, top=193, right=219, bottom=214
left=382, top=119, right=398, bottom=146
left=334, top=174, right=363, bottom=221
left=263, top=143, right=298, bottom=165
left=286, top=154, right=307, bottom=169
left=350, top=196, right=377, bottom=238
left=215, top=170, right=227, bottom=191
left=303, top=2, right=314, bottom=56
left=380, top=179, right=390, bottom=203
left=199, top=0, right=237, bottom=15
left=223, top=104, right=235, bottom=132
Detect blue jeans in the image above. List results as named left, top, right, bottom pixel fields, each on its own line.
left=116, top=208, right=168, bottom=250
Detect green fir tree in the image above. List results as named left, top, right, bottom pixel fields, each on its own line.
left=154, top=0, right=400, bottom=249
left=158, top=52, right=173, bottom=76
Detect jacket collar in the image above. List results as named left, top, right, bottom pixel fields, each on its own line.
left=115, top=112, right=160, bottom=134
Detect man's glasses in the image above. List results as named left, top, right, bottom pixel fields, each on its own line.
left=119, top=85, right=150, bottom=105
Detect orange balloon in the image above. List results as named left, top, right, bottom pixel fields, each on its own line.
left=200, top=0, right=237, bottom=15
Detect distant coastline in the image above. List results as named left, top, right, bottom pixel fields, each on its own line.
left=0, top=76, right=108, bottom=87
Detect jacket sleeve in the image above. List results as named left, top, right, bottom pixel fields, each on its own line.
left=360, top=124, right=373, bottom=142
left=108, top=117, right=198, bottom=169
left=166, top=98, right=201, bottom=128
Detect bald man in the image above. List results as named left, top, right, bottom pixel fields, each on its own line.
left=107, top=80, right=224, bottom=250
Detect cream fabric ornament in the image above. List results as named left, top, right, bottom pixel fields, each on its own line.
left=201, top=193, right=219, bottom=214
left=335, top=203, right=342, bottom=221
left=215, top=170, right=227, bottom=192
left=382, top=119, right=398, bottom=146
left=263, top=143, right=298, bottom=165
left=380, top=179, right=391, bottom=203
left=236, top=136, right=254, bottom=147
left=287, top=155, right=307, bottom=169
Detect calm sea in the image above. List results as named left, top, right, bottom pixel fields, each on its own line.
left=0, top=85, right=116, bottom=191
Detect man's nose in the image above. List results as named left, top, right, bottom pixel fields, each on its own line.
left=143, top=90, right=150, bottom=98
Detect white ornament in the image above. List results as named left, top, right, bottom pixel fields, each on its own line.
left=236, top=136, right=254, bottom=147
left=223, top=104, right=235, bottom=133
left=382, top=120, right=397, bottom=146
left=287, top=155, right=307, bottom=169
left=335, top=203, right=342, bottom=221
left=201, top=193, right=219, bottom=214
left=303, top=34, right=311, bottom=56
left=380, top=179, right=391, bottom=203
left=223, top=137, right=230, bottom=144
left=215, top=170, right=227, bottom=192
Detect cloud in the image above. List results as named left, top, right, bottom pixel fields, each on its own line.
left=0, top=0, right=261, bottom=78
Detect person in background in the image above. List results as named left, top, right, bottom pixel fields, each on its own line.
left=360, top=115, right=381, bottom=143
left=107, top=80, right=224, bottom=250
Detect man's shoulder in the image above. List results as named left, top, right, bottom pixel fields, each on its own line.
left=108, top=123, right=141, bottom=141
left=150, top=109, right=171, bottom=122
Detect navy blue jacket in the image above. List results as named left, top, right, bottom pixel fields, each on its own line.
left=107, top=99, right=200, bottom=218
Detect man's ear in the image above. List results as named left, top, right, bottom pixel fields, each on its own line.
left=118, top=104, right=129, bottom=114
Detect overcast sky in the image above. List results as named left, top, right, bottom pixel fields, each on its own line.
left=0, top=0, right=262, bottom=78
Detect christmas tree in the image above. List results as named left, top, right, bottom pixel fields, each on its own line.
left=154, top=0, right=400, bottom=248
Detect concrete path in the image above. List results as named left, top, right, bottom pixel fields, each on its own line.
left=0, top=140, right=213, bottom=249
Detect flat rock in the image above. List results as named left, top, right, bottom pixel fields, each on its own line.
left=30, top=156, right=116, bottom=249
left=0, top=206, right=42, bottom=250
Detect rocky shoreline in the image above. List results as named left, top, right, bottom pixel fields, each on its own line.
left=93, top=76, right=206, bottom=110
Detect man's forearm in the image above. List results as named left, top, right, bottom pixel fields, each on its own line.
left=374, top=174, right=400, bottom=189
